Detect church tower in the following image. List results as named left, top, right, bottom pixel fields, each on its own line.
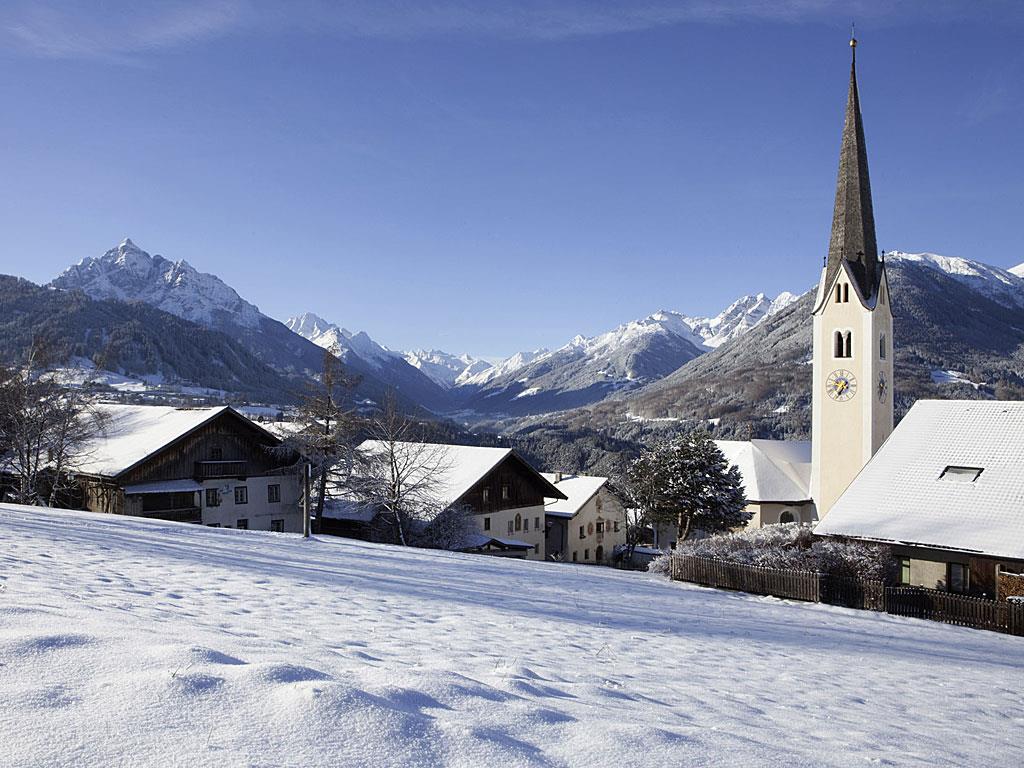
left=810, top=36, right=894, bottom=518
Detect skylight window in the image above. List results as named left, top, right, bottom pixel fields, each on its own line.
left=939, top=466, right=983, bottom=483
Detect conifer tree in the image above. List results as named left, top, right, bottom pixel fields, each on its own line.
left=625, top=431, right=748, bottom=543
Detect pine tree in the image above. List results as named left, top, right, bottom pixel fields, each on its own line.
left=626, top=431, right=748, bottom=543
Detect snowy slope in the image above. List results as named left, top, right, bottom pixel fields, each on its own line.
left=51, top=239, right=263, bottom=330
left=1010, top=263, right=1024, bottom=278
left=1, top=504, right=1022, bottom=767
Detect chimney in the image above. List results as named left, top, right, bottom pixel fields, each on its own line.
left=554, top=471, right=563, bottom=483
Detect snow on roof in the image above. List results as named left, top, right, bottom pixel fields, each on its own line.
left=715, top=439, right=812, bottom=503
left=74, top=405, right=237, bottom=477
left=816, top=400, right=1024, bottom=560
left=541, top=473, right=607, bottom=516
left=122, top=479, right=203, bottom=495
left=356, top=441, right=515, bottom=509
left=462, top=534, right=533, bottom=550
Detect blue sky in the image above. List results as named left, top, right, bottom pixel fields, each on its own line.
left=1, top=1, right=1022, bottom=358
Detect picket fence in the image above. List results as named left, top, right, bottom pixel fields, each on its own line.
left=670, top=554, right=1024, bottom=637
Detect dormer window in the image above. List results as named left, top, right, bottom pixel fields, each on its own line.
left=939, top=466, right=983, bottom=483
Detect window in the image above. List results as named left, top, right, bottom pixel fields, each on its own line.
left=572, top=552, right=578, bottom=562
left=834, top=283, right=850, bottom=303
left=514, top=513, right=522, bottom=532
left=584, top=549, right=590, bottom=560
left=579, top=525, right=585, bottom=539
left=596, top=522, right=604, bottom=534
left=843, top=283, right=849, bottom=302
left=613, top=521, right=620, bottom=532
left=502, top=485, right=509, bottom=500
left=482, top=488, right=489, bottom=504
left=267, top=484, right=280, bottom=503
left=270, top=519, right=284, bottom=533
left=834, top=284, right=841, bottom=303
left=879, top=333, right=887, bottom=360
left=236, top=519, right=248, bottom=530
left=534, top=516, right=540, bottom=529
left=205, top=489, right=220, bottom=508
left=523, top=517, right=529, bottom=532
left=483, top=517, right=491, bottom=531
left=948, top=562, right=969, bottom=594
left=779, top=510, right=796, bottom=524
left=939, top=466, right=983, bottom=483
left=534, top=545, right=539, bottom=554
left=508, top=520, right=514, bottom=535
left=210, top=447, right=223, bottom=461
left=834, top=330, right=852, bottom=359
left=899, top=558, right=911, bottom=585
left=234, top=486, right=248, bottom=505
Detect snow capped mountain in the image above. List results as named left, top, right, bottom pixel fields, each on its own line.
left=459, top=348, right=550, bottom=387
left=566, top=311, right=708, bottom=362
left=285, top=312, right=396, bottom=368
left=403, top=349, right=494, bottom=389
left=51, top=239, right=263, bottom=330
left=685, top=292, right=800, bottom=348
left=886, top=252, right=1024, bottom=309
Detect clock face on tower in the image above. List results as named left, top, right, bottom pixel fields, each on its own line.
left=826, top=369, right=858, bottom=401
left=877, top=371, right=888, bottom=402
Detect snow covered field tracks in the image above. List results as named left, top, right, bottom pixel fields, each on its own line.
left=1, top=504, right=1023, bottom=767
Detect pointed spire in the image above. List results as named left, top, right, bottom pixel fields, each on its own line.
left=822, top=32, right=879, bottom=300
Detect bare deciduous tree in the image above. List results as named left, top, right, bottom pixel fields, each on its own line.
left=284, top=349, right=362, bottom=532
left=0, top=345, right=107, bottom=506
left=348, top=394, right=452, bottom=546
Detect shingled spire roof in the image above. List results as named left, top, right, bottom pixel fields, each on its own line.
left=823, top=37, right=879, bottom=301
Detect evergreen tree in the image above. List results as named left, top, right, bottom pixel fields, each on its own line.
left=626, top=431, right=748, bottom=543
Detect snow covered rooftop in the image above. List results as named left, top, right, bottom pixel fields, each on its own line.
left=352, top=441, right=563, bottom=511
left=541, top=473, right=608, bottom=517
left=816, top=400, right=1024, bottom=560
left=715, top=439, right=812, bottom=503
left=73, top=404, right=274, bottom=478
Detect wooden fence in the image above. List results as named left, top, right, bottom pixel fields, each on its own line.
left=670, top=554, right=1024, bottom=637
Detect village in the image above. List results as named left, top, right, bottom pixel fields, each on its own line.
left=1, top=13, right=1022, bottom=768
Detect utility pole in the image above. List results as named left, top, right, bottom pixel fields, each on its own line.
left=302, top=461, right=311, bottom=538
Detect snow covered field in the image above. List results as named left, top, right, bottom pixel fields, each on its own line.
left=1, top=506, right=1022, bottom=767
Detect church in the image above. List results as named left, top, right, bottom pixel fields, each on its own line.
left=725, top=35, right=893, bottom=528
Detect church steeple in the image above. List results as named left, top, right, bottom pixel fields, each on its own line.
left=822, top=34, right=879, bottom=301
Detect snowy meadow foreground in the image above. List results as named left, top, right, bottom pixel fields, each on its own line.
left=1, top=506, right=1022, bottom=767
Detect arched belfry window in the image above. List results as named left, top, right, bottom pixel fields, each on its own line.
left=843, top=284, right=849, bottom=302
left=835, top=330, right=852, bottom=359
left=834, top=284, right=842, bottom=303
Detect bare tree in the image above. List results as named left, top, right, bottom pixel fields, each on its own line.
left=0, top=345, right=106, bottom=506
left=284, top=349, right=362, bottom=532
left=348, top=394, right=452, bottom=546
left=608, top=471, right=656, bottom=564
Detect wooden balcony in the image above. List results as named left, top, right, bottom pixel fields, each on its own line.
left=194, top=460, right=248, bottom=479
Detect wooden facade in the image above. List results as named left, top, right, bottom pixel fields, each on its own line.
left=78, top=408, right=302, bottom=531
